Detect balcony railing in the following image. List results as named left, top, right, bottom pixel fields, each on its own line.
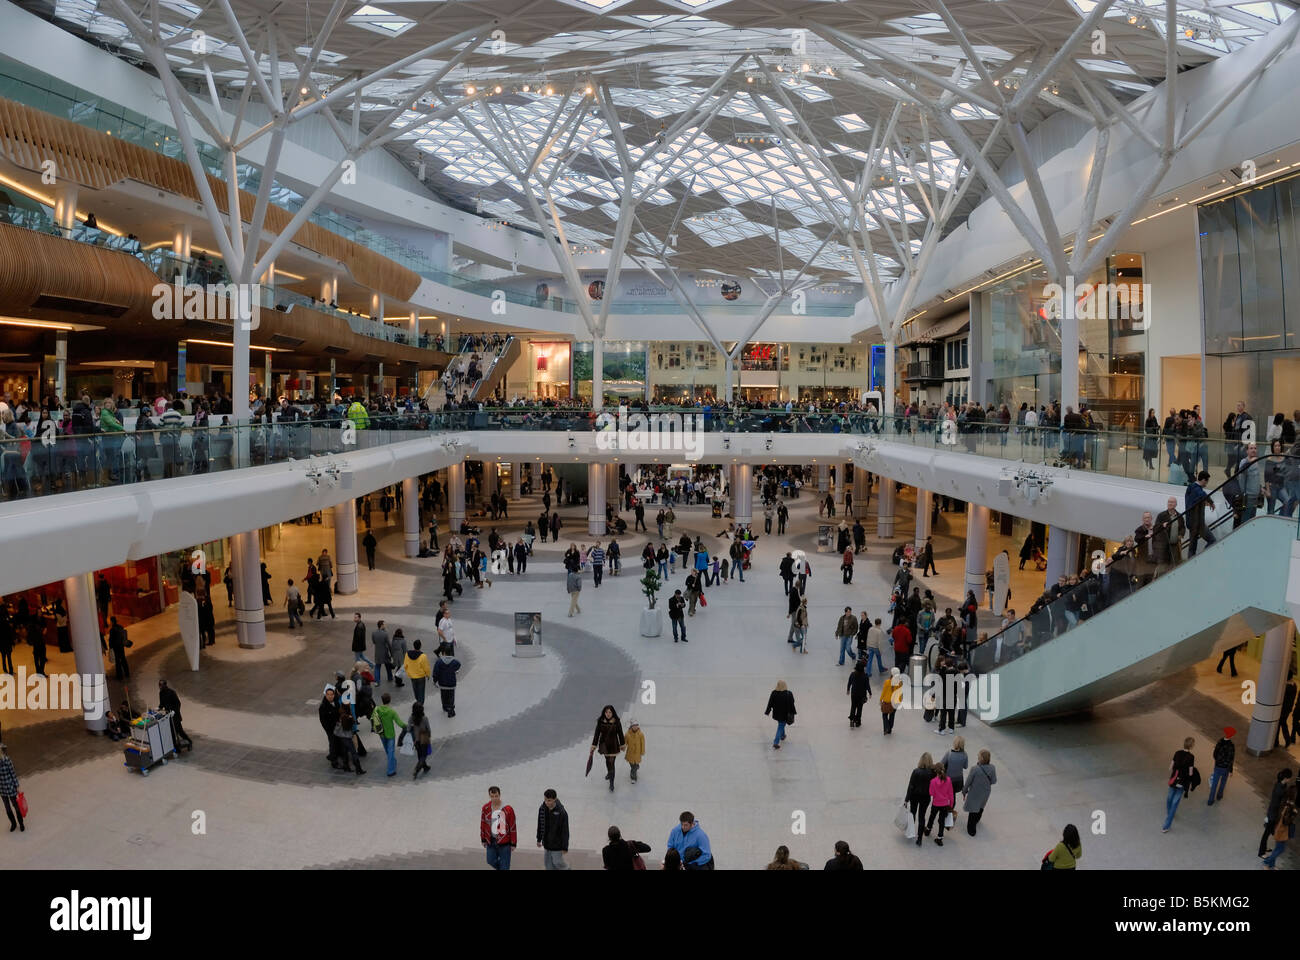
left=904, top=360, right=942, bottom=380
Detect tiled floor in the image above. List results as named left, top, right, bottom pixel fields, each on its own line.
left=1, top=478, right=1295, bottom=869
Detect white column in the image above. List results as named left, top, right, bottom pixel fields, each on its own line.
left=231, top=529, right=266, bottom=649
left=914, top=488, right=932, bottom=555
left=448, top=461, right=466, bottom=530
left=172, top=222, right=192, bottom=258
left=1247, top=621, right=1295, bottom=756
left=402, top=477, right=420, bottom=557
left=1060, top=310, right=1079, bottom=413
left=54, top=184, right=79, bottom=231
left=877, top=477, right=896, bottom=537
left=817, top=463, right=829, bottom=494
left=592, top=337, right=604, bottom=411
left=1045, top=526, right=1080, bottom=587
left=409, top=310, right=419, bottom=345
left=964, top=505, right=991, bottom=601
left=370, top=291, right=384, bottom=319
left=733, top=463, right=753, bottom=528
left=482, top=461, right=498, bottom=501
left=55, top=331, right=68, bottom=404
left=588, top=463, right=606, bottom=535
left=884, top=340, right=896, bottom=414
left=607, top=461, right=621, bottom=503
left=854, top=465, right=869, bottom=506
left=512, top=461, right=522, bottom=501
left=334, top=500, right=359, bottom=595
left=63, top=572, right=107, bottom=733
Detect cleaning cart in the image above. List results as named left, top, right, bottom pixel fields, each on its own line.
left=122, top=709, right=179, bottom=776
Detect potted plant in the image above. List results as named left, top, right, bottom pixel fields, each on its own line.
left=639, top=567, right=663, bottom=637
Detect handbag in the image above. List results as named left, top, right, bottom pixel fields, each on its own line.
left=1041, top=849, right=1055, bottom=870
left=628, top=840, right=647, bottom=871
left=699, top=594, right=707, bottom=607
left=894, top=801, right=911, bottom=834
left=16, top=792, right=27, bottom=817
left=945, top=811, right=955, bottom=828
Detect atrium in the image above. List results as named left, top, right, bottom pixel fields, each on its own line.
left=0, top=0, right=1298, bottom=898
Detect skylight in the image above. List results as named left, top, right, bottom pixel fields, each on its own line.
left=348, top=5, right=416, bottom=38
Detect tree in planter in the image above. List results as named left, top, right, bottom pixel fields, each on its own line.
left=640, top=567, right=662, bottom=610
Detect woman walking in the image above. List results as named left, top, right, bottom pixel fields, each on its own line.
left=941, top=736, right=969, bottom=802
left=880, top=667, right=900, bottom=735
left=0, top=744, right=23, bottom=832
left=1044, top=824, right=1083, bottom=869
left=334, top=705, right=365, bottom=775
left=1263, top=782, right=1298, bottom=869
left=765, top=680, right=797, bottom=749
left=590, top=704, right=625, bottom=792
left=846, top=661, right=871, bottom=728
left=398, top=702, right=432, bottom=778
left=1162, top=736, right=1196, bottom=832
left=905, top=753, right=935, bottom=847
left=926, top=763, right=955, bottom=846
left=962, top=750, right=998, bottom=837
left=791, top=597, right=809, bottom=653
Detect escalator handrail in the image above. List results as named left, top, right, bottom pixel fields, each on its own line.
left=967, top=451, right=1300, bottom=662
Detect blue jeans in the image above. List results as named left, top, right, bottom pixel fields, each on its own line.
left=1264, top=837, right=1290, bottom=867
left=485, top=840, right=512, bottom=870
left=736, top=561, right=744, bottom=582
left=355, top=652, right=375, bottom=670
left=671, top=618, right=685, bottom=641
left=773, top=720, right=786, bottom=746
left=837, top=634, right=856, bottom=665
left=411, top=678, right=426, bottom=705
left=864, top=647, right=883, bottom=675
left=658, top=561, right=668, bottom=578
left=288, top=608, right=302, bottom=628
left=793, top=627, right=806, bottom=651
left=1163, top=785, right=1184, bottom=829
left=377, top=658, right=394, bottom=683
left=382, top=736, right=396, bottom=775
left=1208, top=766, right=1229, bottom=803
left=1165, top=438, right=1176, bottom=465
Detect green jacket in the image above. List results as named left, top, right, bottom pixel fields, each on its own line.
left=346, top=401, right=370, bottom=430
left=371, top=704, right=405, bottom=739
left=99, top=407, right=124, bottom=432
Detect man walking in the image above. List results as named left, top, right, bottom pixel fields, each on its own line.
left=566, top=568, right=582, bottom=617
left=836, top=606, right=859, bottom=666
left=481, top=786, right=517, bottom=870
left=351, top=613, right=375, bottom=670
left=669, top=589, right=687, bottom=643
left=1185, top=471, right=1216, bottom=556
left=590, top=541, right=605, bottom=588
left=919, top=536, right=938, bottom=577
left=371, top=692, right=405, bottom=776
left=1207, top=726, right=1236, bottom=807
left=433, top=642, right=461, bottom=718
left=536, top=788, right=570, bottom=870
left=372, top=619, right=392, bottom=686
left=779, top=552, right=795, bottom=595
left=107, top=616, right=132, bottom=681
left=777, top=501, right=789, bottom=534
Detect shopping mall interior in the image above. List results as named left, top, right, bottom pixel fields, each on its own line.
left=1, top=0, right=1300, bottom=872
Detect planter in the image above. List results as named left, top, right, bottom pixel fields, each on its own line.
left=639, top=607, right=663, bottom=637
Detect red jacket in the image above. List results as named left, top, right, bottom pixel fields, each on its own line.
left=892, top=623, right=913, bottom=655
left=481, top=802, right=517, bottom=846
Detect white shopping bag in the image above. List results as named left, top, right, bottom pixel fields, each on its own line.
left=399, top=737, right=415, bottom=757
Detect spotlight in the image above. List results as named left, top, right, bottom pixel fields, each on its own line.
left=466, top=84, right=476, bottom=95
left=494, top=85, right=502, bottom=94
left=723, top=436, right=731, bottom=451
left=523, top=83, right=531, bottom=92
left=568, top=432, right=576, bottom=449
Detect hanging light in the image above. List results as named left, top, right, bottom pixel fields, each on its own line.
left=494, top=85, right=502, bottom=94
left=466, top=84, right=476, bottom=95
left=523, top=83, right=531, bottom=92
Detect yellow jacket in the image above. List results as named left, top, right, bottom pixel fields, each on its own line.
left=880, top=676, right=898, bottom=713
left=401, top=652, right=431, bottom=680
left=624, top=728, right=645, bottom=764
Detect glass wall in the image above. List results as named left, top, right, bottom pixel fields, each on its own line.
left=574, top=341, right=647, bottom=402
left=985, top=254, right=1147, bottom=428
left=1200, top=172, right=1300, bottom=430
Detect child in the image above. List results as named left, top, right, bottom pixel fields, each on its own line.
left=668, top=549, right=677, bottom=575
left=710, top=556, right=720, bottom=587
left=721, top=558, right=730, bottom=584
left=625, top=720, right=645, bottom=783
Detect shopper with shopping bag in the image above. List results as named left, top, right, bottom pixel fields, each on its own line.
left=0, top=743, right=24, bottom=832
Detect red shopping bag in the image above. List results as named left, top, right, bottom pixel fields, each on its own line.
left=16, top=792, right=27, bottom=817
left=699, top=594, right=707, bottom=607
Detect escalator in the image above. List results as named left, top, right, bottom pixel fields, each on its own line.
left=970, top=461, right=1300, bottom=724
left=468, top=335, right=518, bottom=402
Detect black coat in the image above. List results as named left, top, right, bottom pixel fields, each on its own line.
left=906, top=766, right=934, bottom=804
left=592, top=715, right=625, bottom=755
left=603, top=839, right=651, bottom=870
left=765, top=689, right=796, bottom=724
left=318, top=696, right=338, bottom=735
left=352, top=622, right=367, bottom=652
left=846, top=671, right=871, bottom=701
left=537, top=801, right=569, bottom=851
